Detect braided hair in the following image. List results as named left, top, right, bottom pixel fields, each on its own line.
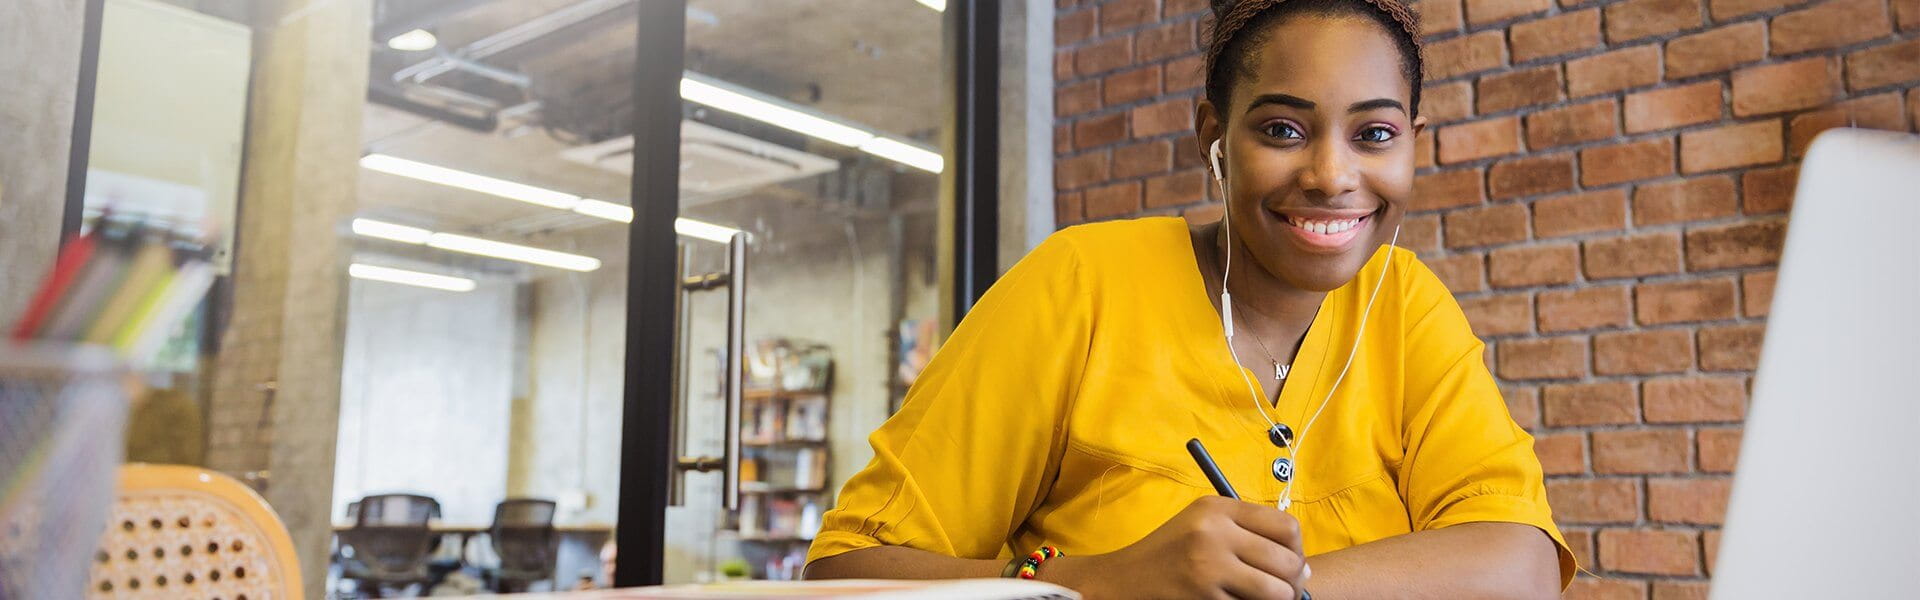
left=1203, top=0, right=1425, bottom=119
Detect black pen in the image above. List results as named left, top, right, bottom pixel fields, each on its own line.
left=1187, top=438, right=1313, bottom=600
left=1186, top=438, right=1238, bottom=500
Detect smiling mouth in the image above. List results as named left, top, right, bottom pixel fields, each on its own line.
left=1273, top=208, right=1381, bottom=253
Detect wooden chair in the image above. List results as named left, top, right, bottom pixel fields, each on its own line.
left=89, top=464, right=302, bottom=599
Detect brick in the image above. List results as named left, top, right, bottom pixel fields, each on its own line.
left=1074, top=112, right=1128, bottom=148
left=1174, top=134, right=1206, bottom=169
left=1460, top=293, right=1535, bottom=336
left=1165, top=54, right=1205, bottom=92
left=1098, top=0, right=1159, bottom=32
left=1496, top=336, right=1587, bottom=380
left=1419, top=0, right=1466, bottom=37
left=1438, top=116, right=1522, bottom=163
left=1535, top=432, right=1585, bottom=474
left=1566, top=577, right=1646, bottom=600
left=1645, top=376, right=1747, bottom=422
left=1649, top=478, right=1732, bottom=525
left=1144, top=170, right=1206, bottom=208
left=1083, top=181, right=1142, bottom=219
left=1490, top=244, right=1580, bottom=287
left=1164, top=0, right=1209, bottom=16
left=1563, top=529, right=1598, bottom=572
left=1113, top=140, right=1172, bottom=178
left=1709, top=0, right=1798, bottom=19
left=1426, top=31, right=1506, bottom=80
left=1637, top=277, right=1738, bottom=324
left=1477, top=66, right=1564, bottom=113
left=1416, top=129, right=1436, bottom=168
left=1525, top=99, right=1618, bottom=149
left=1544, top=381, right=1639, bottom=425
left=1901, top=0, right=1920, bottom=29
left=1700, top=323, right=1766, bottom=370
left=1681, top=120, right=1783, bottom=173
left=1056, top=192, right=1085, bottom=225
left=1654, top=581, right=1711, bottom=600
left=1467, top=0, right=1551, bottom=23
left=1055, top=48, right=1074, bottom=81
left=1533, top=189, right=1627, bottom=238
left=1598, top=528, right=1700, bottom=575
left=1135, top=21, right=1195, bottom=62
left=1846, top=39, right=1920, bottom=90
left=1548, top=479, right=1639, bottom=523
left=1182, top=202, right=1224, bottom=223
left=1595, top=329, right=1693, bottom=374
left=1732, top=57, right=1841, bottom=116
left=1056, top=80, right=1100, bottom=118
left=1444, top=202, right=1530, bottom=248
left=1626, top=81, right=1723, bottom=134
left=1511, top=9, right=1602, bottom=62
left=1567, top=45, right=1662, bottom=97
left=1421, top=81, right=1475, bottom=124
left=1055, top=124, right=1072, bottom=154
left=1594, top=429, right=1691, bottom=474
left=1771, top=0, right=1893, bottom=56
left=1427, top=253, right=1487, bottom=292
left=1741, top=165, right=1798, bottom=214
left=1742, top=270, right=1776, bottom=317
left=1504, top=384, right=1541, bottom=427
left=1402, top=214, right=1442, bottom=252
left=1605, top=0, right=1704, bottom=43
left=1074, top=36, right=1133, bottom=76
left=1633, top=176, right=1737, bottom=226
left=1584, top=231, right=1682, bottom=279
left=1103, top=65, right=1163, bottom=106
left=1413, top=168, right=1486, bottom=210
left=1056, top=9, right=1095, bottom=46
left=1581, top=138, right=1676, bottom=186
left=1539, top=285, right=1632, bottom=332
left=1056, top=151, right=1111, bottom=190
left=1788, top=92, right=1910, bottom=156
left=1488, top=153, right=1575, bottom=199
left=1698, top=427, right=1743, bottom=472
left=1686, top=219, right=1787, bottom=270
left=1130, top=98, right=1193, bottom=138
left=1665, top=21, right=1767, bottom=79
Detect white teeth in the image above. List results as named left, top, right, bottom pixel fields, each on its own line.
left=1289, top=216, right=1362, bottom=234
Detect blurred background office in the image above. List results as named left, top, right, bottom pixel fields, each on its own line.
left=0, top=0, right=1913, bottom=597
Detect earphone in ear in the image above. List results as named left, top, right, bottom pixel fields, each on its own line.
left=1209, top=138, right=1224, bottom=181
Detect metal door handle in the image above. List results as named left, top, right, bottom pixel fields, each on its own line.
left=667, top=234, right=747, bottom=511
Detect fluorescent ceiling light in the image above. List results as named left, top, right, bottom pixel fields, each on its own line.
left=859, top=137, right=945, bottom=173
left=360, top=154, right=581, bottom=210
left=386, top=29, right=438, bottom=51
left=427, top=233, right=601, bottom=272
left=916, top=0, right=946, bottom=10
left=679, top=76, right=875, bottom=147
left=573, top=199, right=634, bottom=223
left=349, top=263, right=475, bottom=292
left=351, top=218, right=433, bottom=244
left=676, top=218, right=743, bottom=243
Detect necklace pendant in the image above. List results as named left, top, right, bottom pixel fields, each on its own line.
left=1275, top=363, right=1290, bottom=380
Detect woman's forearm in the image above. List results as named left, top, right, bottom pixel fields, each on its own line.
left=1300, top=522, right=1561, bottom=599
left=803, top=545, right=1008, bottom=580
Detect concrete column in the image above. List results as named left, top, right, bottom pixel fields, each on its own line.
left=202, top=0, right=369, bottom=594
left=997, top=0, right=1055, bottom=273
left=0, top=1, right=87, bottom=321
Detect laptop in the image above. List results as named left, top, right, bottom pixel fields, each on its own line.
left=1710, top=128, right=1920, bottom=598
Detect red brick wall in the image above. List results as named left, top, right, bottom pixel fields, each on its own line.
left=1054, top=0, right=1918, bottom=595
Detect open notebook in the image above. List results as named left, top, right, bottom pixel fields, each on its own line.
left=494, top=579, right=1079, bottom=600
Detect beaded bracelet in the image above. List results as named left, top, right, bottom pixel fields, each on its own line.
left=1004, top=545, right=1063, bottom=580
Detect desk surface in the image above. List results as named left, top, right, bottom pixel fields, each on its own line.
left=331, top=522, right=615, bottom=534
left=467, top=579, right=1078, bottom=599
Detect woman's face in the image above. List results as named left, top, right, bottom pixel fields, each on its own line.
left=1197, top=16, right=1425, bottom=293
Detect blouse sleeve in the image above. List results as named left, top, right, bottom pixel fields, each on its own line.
left=806, top=233, right=1092, bottom=565
left=1394, top=254, right=1578, bottom=587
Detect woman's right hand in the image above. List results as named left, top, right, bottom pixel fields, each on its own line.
left=1045, top=495, right=1309, bottom=599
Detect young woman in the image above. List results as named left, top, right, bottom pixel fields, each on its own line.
left=804, top=0, right=1574, bottom=596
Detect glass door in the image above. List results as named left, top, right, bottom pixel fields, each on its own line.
left=621, top=0, right=963, bottom=585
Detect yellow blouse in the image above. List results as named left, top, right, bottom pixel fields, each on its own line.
left=808, top=217, right=1574, bottom=586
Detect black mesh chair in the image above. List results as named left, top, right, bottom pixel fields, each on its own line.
left=485, top=498, right=557, bottom=592
left=336, top=494, right=440, bottom=597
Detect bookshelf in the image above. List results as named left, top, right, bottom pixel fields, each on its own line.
left=730, top=339, right=833, bottom=567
